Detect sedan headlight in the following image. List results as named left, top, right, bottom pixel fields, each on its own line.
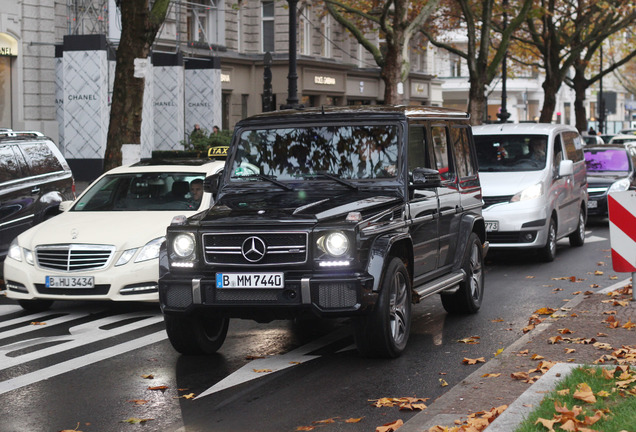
left=7, top=239, right=22, bottom=262
left=172, top=233, right=196, bottom=259
left=317, top=231, right=349, bottom=257
left=135, top=237, right=165, bottom=263
left=608, top=178, right=630, bottom=193
left=511, top=183, right=543, bottom=202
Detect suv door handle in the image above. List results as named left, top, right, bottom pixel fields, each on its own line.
left=31, top=186, right=41, bottom=194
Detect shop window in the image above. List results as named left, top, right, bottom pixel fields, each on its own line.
left=262, top=0, right=275, bottom=52
left=188, top=0, right=225, bottom=46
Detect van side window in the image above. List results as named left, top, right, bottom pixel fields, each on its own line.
left=407, top=126, right=429, bottom=172
left=553, top=137, right=564, bottom=173
left=431, top=126, right=455, bottom=181
left=562, top=131, right=584, bottom=162
left=451, top=126, right=475, bottom=178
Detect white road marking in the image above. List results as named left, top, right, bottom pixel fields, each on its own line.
left=0, top=305, right=25, bottom=316
left=585, top=235, right=608, bottom=244
left=0, top=312, right=163, bottom=371
left=0, top=311, right=91, bottom=337
left=0, top=331, right=166, bottom=396
left=196, top=326, right=351, bottom=399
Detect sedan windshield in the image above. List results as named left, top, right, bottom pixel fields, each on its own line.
left=73, top=172, right=205, bottom=211
left=584, top=149, right=630, bottom=172
left=230, top=124, right=399, bottom=181
left=475, top=134, right=548, bottom=172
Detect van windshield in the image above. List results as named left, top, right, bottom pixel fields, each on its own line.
left=475, top=134, right=547, bottom=172
left=229, top=124, right=399, bottom=181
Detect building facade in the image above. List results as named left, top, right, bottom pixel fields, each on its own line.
left=0, top=0, right=632, bottom=178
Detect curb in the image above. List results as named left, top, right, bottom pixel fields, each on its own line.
left=400, top=277, right=632, bottom=432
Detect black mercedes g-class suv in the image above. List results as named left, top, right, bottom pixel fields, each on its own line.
left=159, top=106, right=487, bottom=358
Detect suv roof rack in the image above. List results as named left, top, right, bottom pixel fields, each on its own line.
left=0, top=130, right=45, bottom=139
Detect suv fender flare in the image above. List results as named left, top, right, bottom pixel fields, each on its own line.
left=367, top=233, right=413, bottom=292
left=451, top=214, right=486, bottom=273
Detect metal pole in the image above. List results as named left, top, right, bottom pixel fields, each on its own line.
left=281, top=0, right=301, bottom=109
left=497, top=0, right=510, bottom=123
left=599, top=45, right=604, bottom=134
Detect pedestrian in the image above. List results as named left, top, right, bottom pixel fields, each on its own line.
left=191, top=124, right=205, bottom=140
left=212, top=125, right=220, bottom=134
left=588, top=126, right=596, bottom=135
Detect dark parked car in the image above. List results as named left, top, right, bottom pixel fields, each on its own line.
left=0, top=131, right=75, bottom=273
left=159, top=105, right=487, bottom=358
left=584, top=144, right=636, bottom=217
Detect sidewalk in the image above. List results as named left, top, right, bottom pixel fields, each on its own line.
left=400, top=277, right=635, bottom=432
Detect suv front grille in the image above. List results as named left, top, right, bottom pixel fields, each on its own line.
left=35, top=244, right=114, bottom=271
left=203, top=232, right=308, bottom=266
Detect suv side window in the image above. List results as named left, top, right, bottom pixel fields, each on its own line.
left=0, top=145, right=26, bottom=183
left=18, top=142, right=64, bottom=176
left=431, top=125, right=455, bottom=181
left=450, top=126, right=475, bottom=179
left=562, top=131, right=584, bottom=162
left=407, top=125, right=429, bottom=172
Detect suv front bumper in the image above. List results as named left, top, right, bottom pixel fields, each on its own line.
left=159, top=271, right=377, bottom=319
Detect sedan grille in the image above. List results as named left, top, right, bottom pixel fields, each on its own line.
left=203, top=232, right=307, bottom=266
left=35, top=244, right=115, bottom=271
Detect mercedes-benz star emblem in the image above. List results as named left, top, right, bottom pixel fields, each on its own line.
left=242, top=236, right=267, bottom=262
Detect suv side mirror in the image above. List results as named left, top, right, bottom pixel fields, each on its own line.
left=412, top=168, right=442, bottom=188
left=558, top=160, right=574, bottom=177
left=204, top=173, right=221, bottom=195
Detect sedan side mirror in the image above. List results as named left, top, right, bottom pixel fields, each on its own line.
left=558, top=160, right=574, bottom=177
left=412, top=168, right=442, bottom=188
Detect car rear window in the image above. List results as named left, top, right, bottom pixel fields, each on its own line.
left=584, top=149, right=629, bottom=171
left=18, top=142, right=64, bottom=175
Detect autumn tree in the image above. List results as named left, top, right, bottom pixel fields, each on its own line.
left=103, top=0, right=171, bottom=172
left=323, top=0, right=441, bottom=105
left=514, top=0, right=636, bottom=125
left=421, top=0, right=533, bottom=125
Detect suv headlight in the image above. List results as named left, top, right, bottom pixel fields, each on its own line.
left=608, top=178, right=630, bottom=193
left=317, top=231, right=349, bottom=257
left=172, top=233, right=196, bottom=259
left=511, top=183, right=543, bottom=202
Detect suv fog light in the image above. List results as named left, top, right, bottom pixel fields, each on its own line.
left=319, top=260, right=351, bottom=267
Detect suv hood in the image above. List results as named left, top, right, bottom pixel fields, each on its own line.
left=16, top=211, right=192, bottom=250
left=478, top=171, right=544, bottom=196
left=201, top=188, right=402, bottom=224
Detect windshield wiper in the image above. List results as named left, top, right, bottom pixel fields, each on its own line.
left=311, top=172, right=358, bottom=190
left=231, top=174, right=294, bottom=191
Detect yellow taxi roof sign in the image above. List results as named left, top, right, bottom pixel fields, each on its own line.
left=208, top=146, right=228, bottom=158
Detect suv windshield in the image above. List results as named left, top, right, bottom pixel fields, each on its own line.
left=230, top=124, right=399, bottom=181
left=73, top=172, right=205, bottom=211
left=475, top=134, right=548, bottom=172
left=584, top=149, right=630, bottom=172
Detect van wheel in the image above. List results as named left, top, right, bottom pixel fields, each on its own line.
left=18, top=299, right=54, bottom=312
left=354, top=257, right=411, bottom=358
left=539, top=218, right=557, bottom=262
left=441, top=233, right=484, bottom=314
left=164, top=314, right=229, bottom=355
left=568, top=208, right=585, bottom=247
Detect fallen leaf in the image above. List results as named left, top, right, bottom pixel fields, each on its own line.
left=622, top=320, right=635, bottom=329
left=565, top=348, right=576, bottom=354
left=494, top=348, right=504, bottom=357
left=439, top=378, right=448, bottom=386
left=594, top=270, right=604, bottom=275
left=147, top=386, right=168, bottom=392
left=345, top=418, right=363, bottom=423
left=128, top=399, right=149, bottom=405
left=253, top=369, right=273, bottom=373
left=376, top=419, right=403, bottom=432
left=458, top=336, right=480, bottom=344
left=557, top=389, right=570, bottom=395
left=526, top=275, right=536, bottom=279
left=30, top=322, right=46, bottom=326
left=245, top=355, right=266, bottom=360
left=531, top=354, right=544, bottom=360
left=175, top=393, right=196, bottom=400
left=295, top=426, right=314, bottom=431
left=122, top=418, right=153, bottom=424
left=462, top=357, right=486, bottom=365
left=313, top=418, right=336, bottom=424
left=548, top=335, right=563, bottom=344
left=535, top=307, right=557, bottom=315
left=492, top=318, right=504, bottom=322
left=482, top=373, right=501, bottom=378
left=558, top=328, right=574, bottom=334
left=511, top=371, right=529, bottom=380
left=141, top=374, right=154, bottom=379
left=573, top=383, right=597, bottom=403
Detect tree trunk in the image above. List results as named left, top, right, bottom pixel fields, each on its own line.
left=467, top=73, right=488, bottom=126
left=539, top=76, right=560, bottom=123
left=103, top=0, right=170, bottom=173
left=571, top=70, right=589, bottom=133
left=381, top=44, right=403, bottom=105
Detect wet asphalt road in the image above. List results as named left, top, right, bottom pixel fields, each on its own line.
left=0, top=221, right=615, bottom=432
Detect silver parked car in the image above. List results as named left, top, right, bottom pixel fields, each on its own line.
left=473, top=123, right=587, bottom=261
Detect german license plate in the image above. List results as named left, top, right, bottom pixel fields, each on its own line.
left=485, top=221, right=499, bottom=232
left=587, top=200, right=598, bottom=209
left=46, top=276, right=95, bottom=288
left=216, top=272, right=284, bottom=289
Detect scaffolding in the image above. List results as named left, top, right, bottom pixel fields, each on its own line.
left=67, top=0, right=109, bottom=36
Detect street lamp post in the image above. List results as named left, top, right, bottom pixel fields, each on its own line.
left=281, top=0, right=302, bottom=109
left=497, top=0, right=510, bottom=123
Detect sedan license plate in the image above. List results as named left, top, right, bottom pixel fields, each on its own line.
left=216, top=272, right=284, bottom=289
left=587, top=200, right=598, bottom=209
left=46, top=276, right=95, bottom=288
left=485, top=221, right=499, bottom=232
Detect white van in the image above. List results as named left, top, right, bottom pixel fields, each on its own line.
left=473, top=123, right=587, bottom=261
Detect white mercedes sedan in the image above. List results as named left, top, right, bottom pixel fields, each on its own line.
left=3, top=158, right=224, bottom=311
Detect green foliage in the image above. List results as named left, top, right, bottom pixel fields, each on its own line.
left=183, top=129, right=232, bottom=153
